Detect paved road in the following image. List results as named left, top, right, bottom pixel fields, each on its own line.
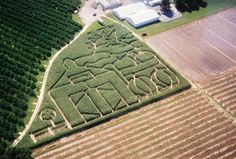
left=79, top=0, right=105, bottom=27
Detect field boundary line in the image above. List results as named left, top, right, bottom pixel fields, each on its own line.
left=194, top=85, right=236, bottom=125
left=198, top=67, right=236, bottom=85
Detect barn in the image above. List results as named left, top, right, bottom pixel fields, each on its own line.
left=98, top=0, right=122, bottom=10
left=126, top=9, right=160, bottom=28
left=112, top=3, right=147, bottom=20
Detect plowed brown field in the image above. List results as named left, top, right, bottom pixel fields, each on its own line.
left=33, top=87, right=236, bottom=159
left=147, top=8, right=236, bottom=82
left=199, top=68, right=236, bottom=118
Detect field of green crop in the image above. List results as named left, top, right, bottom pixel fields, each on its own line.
left=19, top=20, right=190, bottom=147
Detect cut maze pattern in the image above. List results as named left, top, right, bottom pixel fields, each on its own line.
left=29, top=24, right=189, bottom=143
left=49, top=25, right=183, bottom=126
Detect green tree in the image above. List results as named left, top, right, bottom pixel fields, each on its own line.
left=2, top=147, right=32, bottom=159
left=175, top=0, right=207, bottom=12
left=161, top=0, right=171, bottom=11
left=0, top=141, right=7, bottom=155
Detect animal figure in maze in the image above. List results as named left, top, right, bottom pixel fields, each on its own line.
left=50, top=25, right=180, bottom=127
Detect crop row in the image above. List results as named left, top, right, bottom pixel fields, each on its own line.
left=200, top=69, right=236, bottom=117
left=33, top=89, right=236, bottom=159
left=0, top=0, right=82, bottom=155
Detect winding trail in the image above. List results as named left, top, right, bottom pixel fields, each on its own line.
left=12, top=0, right=107, bottom=147
left=12, top=21, right=90, bottom=148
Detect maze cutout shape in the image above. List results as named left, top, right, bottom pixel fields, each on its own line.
left=49, top=25, right=186, bottom=127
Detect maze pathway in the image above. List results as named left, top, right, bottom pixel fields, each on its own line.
left=31, top=9, right=236, bottom=158
left=33, top=88, right=236, bottom=159
left=29, top=24, right=189, bottom=144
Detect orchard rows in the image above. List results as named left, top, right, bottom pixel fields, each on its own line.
left=0, top=0, right=81, bottom=153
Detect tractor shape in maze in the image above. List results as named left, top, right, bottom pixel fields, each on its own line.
left=49, top=25, right=181, bottom=127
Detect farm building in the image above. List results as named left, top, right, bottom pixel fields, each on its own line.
left=112, top=2, right=147, bottom=20
left=126, top=9, right=160, bottom=28
left=145, top=0, right=162, bottom=7
left=97, top=0, right=122, bottom=10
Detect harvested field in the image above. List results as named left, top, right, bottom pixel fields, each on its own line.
left=32, top=89, right=236, bottom=159
left=198, top=68, right=236, bottom=118
left=146, top=8, right=236, bottom=82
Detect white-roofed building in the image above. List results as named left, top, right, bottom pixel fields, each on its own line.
left=98, top=0, right=122, bottom=11
left=146, top=0, right=162, bottom=7
left=112, top=3, right=147, bottom=20
left=126, top=9, right=160, bottom=28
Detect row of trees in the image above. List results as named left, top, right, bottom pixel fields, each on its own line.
left=160, top=0, right=207, bottom=12
left=175, top=0, right=207, bottom=12
left=0, top=146, right=32, bottom=159
left=0, top=0, right=82, bottom=157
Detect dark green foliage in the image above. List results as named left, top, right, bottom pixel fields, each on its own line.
left=2, top=147, right=32, bottom=159
left=0, top=0, right=81, bottom=156
left=175, top=0, right=207, bottom=12
left=0, top=141, right=7, bottom=155
left=161, top=0, right=171, bottom=11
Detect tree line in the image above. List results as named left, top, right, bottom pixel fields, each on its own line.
left=175, top=0, right=207, bottom=12
left=0, top=0, right=82, bottom=158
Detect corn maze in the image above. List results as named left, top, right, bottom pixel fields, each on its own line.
left=33, top=89, right=236, bottom=159
left=24, top=23, right=189, bottom=145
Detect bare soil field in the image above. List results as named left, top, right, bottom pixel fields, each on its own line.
left=33, top=88, right=236, bottom=159
left=198, top=68, right=236, bottom=118
left=146, top=8, right=236, bottom=82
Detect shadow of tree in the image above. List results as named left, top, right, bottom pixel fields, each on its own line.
left=176, top=0, right=207, bottom=13
left=162, top=9, right=175, bottom=18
